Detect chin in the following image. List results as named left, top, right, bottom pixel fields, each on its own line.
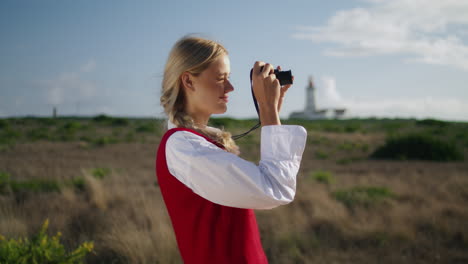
left=213, top=106, right=227, bottom=114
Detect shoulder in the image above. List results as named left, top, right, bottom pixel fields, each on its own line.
left=165, top=129, right=220, bottom=153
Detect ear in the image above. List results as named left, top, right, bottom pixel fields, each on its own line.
left=180, top=72, right=196, bottom=92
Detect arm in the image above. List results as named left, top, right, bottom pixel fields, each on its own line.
left=165, top=125, right=307, bottom=210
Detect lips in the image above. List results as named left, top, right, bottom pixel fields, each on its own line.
left=219, top=96, right=228, bottom=103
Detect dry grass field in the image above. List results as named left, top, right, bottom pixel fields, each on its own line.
left=0, top=116, right=467, bottom=263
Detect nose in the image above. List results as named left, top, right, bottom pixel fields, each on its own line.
left=225, top=80, right=234, bottom=93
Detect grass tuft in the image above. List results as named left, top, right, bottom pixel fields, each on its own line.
left=91, top=168, right=111, bottom=179
left=9, top=179, right=61, bottom=193
left=314, top=150, right=329, bottom=160
left=311, top=170, right=335, bottom=185
left=332, top=186, right=395, bottom=208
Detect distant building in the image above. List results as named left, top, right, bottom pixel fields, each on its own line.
left=289, top=76, right=346, bottom=120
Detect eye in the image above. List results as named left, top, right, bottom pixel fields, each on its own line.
left=217, top=74, right=231, bottom=82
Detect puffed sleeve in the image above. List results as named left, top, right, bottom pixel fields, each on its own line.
left=165, top=125, right=307, bottom=209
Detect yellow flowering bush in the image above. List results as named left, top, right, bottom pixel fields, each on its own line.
left=0, top=219, right=94, bottom=264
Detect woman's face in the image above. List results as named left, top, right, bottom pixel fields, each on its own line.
left=185, top=54, right=234, bottom=118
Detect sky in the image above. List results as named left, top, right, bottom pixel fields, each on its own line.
left=1, top=0, right=468, bottom=121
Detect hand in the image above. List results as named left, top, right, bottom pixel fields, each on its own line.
left=252, top=61, right=281, bottom=126
left=276, top=65, right=294, bottom=113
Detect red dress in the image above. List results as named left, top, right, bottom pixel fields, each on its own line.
left=156, top=127, right=269, bottom=264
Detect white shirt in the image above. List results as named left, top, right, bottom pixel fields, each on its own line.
left=165, top=121, right=307, bottom=210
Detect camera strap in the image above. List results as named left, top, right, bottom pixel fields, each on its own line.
left=232, top=69, right=261, bottom=140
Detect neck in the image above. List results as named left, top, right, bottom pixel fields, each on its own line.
left=186, top=109, right=210, bottom=128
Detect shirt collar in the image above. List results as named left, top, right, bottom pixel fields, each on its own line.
left=167, top=119, right=220, bottom=134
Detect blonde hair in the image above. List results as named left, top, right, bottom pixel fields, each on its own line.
left=161, top=35, right=239, bottom=154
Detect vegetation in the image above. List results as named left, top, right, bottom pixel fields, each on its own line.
left=371, top=133, right=464, bottom=161
left=90, top=168, right=111, bottom=179
left=415, top=118, right=449, bottom=127
left=0, top=170, right=106, bottom=195
left=0, top=172, right=61, bottom=194
left=311, top=170, right=334, bottom=184
left=0, top=116, right=467, bottom=263
left=0, top=219, right=93, bottom=264
left=314, top=150, right=329, bottom=160
left=332, top=186, right=395, bottom=209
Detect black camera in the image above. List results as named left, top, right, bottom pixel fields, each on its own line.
left=253, top=66, right=293, bottom=86
left=233, top=64, right=294, bottom=140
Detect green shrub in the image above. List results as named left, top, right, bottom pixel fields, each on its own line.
left=0, top=119, right=10, bottom=129
left=0, top=128, right=20, bottom=145
left=36, top=118, right=58, bottom=126
left=0, top=172, right=10, bottom=193
left=455, top=130, right=468, bottom=148
left=416, top=118, right=448, bottom=127
left=337, top=142, right=358, bottom=151
left=333, top=186, right=394, bottom=208
left=209, top=117, right=238, bottom=129
left=92, top=114, right=113, bottom=123
left=361, top=144, right=369, bottom=152
left=344, top=123, right=361, bottom=133
left=311, top=170, right=334, bottom=184
left=371, top=133, right=464, bottom=161
left=9, top=179, right=61, bottom=193
left=62, top=121, right=82, bottom=132
left=79, top=135, right=93, bottom=143
left=314, top=150, right=329, bottom=160
left=1, top=176, right=90, bottom=194
left=91, top=168, right=110, bottom=179
left=111, top=117, right=129, bottom=126
left=322, top=123, right=343, bottom=133
left=111, top=128, right=122, bottom=138
left=69, top=177, right=86, bottom=191
left=92, top=136, right=118, bottom=147
left=26, top=127, right=50, bottom=141
left=136, top=123, right=157, bottom=133
left=380, top=121, right=406, bottom=134
left=0, top=219, right=93, bottom=264
left=92, top=115, right=129, bottom=126
left=336, top=157, right=361, bottom=165
left=124, top=132, right=136, bottom=142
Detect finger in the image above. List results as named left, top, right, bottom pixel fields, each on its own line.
left=253, top=61, right=265, bottom=75
left=262, top=63, right=274, bottom=77
left=273, top=79, right=281, bottom=89
left=270, top=77, right=281, bottom=89
left=266, top=73, right=277, bottom=82
left=281, top=84, right=292, bottom=93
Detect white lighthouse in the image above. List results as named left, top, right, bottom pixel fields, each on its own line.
left=289, top=76, right=346, bottom=120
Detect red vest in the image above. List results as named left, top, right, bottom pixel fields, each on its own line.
left=156, top=128, right=268, bottom=264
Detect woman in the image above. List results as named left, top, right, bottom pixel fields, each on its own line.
left=156, top=35, right=307, bottom=263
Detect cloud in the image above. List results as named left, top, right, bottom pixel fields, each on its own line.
left=80, top=59, right=96, bottom=73
left=40, top=59, right=97, bottom=106
left=293, top=0, right=468, bottom=71
left=311, top=75, right=468, bottom=121
left=343, top=96, right=468, bottom=121
left=317, top=76, right=343, bottom=108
